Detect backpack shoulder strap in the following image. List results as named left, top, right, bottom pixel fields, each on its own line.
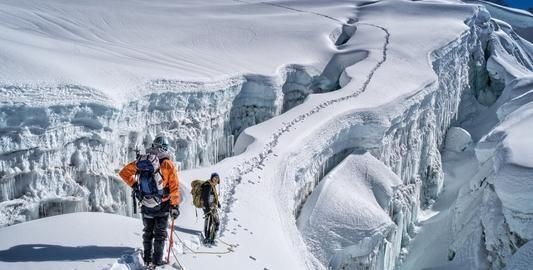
left=210, top=182, right=220, bottom=206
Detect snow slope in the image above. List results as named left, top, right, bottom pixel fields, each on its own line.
left=0, top=0, right=352, bottom=225
left=0, top=0, right=349, bottom=103
left=0, top=212, right=142, bottom=270
left=1, top=0, right=533, bottom=270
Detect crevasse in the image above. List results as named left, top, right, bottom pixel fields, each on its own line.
left=0, top=65, right=321, bottom=226
left=292, top=10, right=485, bottom=270
left=449, top=7, right=533, bottom=270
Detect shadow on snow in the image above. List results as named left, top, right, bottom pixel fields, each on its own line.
left=0, top=244, right=134, bottom=262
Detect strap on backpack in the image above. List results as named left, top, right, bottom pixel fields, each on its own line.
left=210, top=182, right=220, bottom=208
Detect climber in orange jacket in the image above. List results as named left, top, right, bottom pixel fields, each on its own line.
left=119, top=135, right=181, bottom=267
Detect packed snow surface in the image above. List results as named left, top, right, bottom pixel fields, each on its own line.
left=0, top=0, right=346, bottom=104
left=1, top=0, right=533, bottom=270
left=0, top=212, right=141, bottom=270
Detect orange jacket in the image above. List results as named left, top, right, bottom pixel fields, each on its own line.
left=119, top=159, right=181, bottom=206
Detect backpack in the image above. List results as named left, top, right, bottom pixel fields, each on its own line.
left=191, top=180, right=206, bottom=208
left=135, top=154, right=167, bottom=208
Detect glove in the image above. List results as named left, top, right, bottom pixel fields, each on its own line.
left=171, top=205, right=180, bottom=219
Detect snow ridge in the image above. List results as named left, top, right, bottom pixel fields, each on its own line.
left=219, top=21, right=390, bottom=233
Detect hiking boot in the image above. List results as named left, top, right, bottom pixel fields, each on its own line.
left=143, top=255, right=152, bottom=267
left=203, top=238, right=216, bottom=246
left=152, top=259, right=167, bottom=266
left=144, top=261, right=151, bottom=267
left=203, top=238, right=210, bottom=245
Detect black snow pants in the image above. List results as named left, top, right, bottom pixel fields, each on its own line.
left=142, top=215, right=168, bottom=264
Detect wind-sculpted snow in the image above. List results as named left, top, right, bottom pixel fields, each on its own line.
left=198, top=1, right=484, bottom=269
left=288, top=30, right=473, bottom=268
left=449, top=6, right=533, bottom=270
left=2, top=1, right=533, bottom=270
left=468, top=0, right=533, bottom=42
left=0, top=65, right=334, bottom=226
left=505, top=241, right=533, bottom=270
left=0, top=0, right=349, bottom=101
left=0, top=0, right=369, bottom=226
left=297, top=152, right=401, bottom=269
left=224, top=21, right=390, bottom=229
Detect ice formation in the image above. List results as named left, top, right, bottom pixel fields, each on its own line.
left=0, top=69, right=328, bottom=225
left=0, top=0, right=343, bottom=226
left=0, top=0, right=532, bottom=270
left=444, top=127, right=473, bottom=152
left=448, top=6, right=533, bottom=270
left=297, top=152, right=402, bottom=269
left=288, top=5, right=533, bottom=270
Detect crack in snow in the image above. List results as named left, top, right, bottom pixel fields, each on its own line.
left=218, top=10, right=391, bottom=232
left=233, top=0, right=345, bottom=24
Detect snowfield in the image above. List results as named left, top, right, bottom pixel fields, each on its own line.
left=0, top=0, right=533, bottom=270
left=0, top=212, right=141, bottom=270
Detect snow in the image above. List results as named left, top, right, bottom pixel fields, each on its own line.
left=505, top=241, right=533, bottom=270
left=0, top=0, right=347, bottom=104
left=0, top=0, right=533, bottom=270
left=490, top=103, right=533, bottom=240
left=444, top=127, right=473, bottom=152
left=297, top=152, right=401, bottom=269
left=0, top=212, right=142, bottom=270
left=401, top=139, right=480, bottom=270
left=436, top=3, right=533, bottom=269
left=501, top=106, right=533, bottom=168
left=468, top=0, right=533, bottom=42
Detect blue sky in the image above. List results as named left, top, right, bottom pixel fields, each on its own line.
left=505, top=0, right=532, bottom=9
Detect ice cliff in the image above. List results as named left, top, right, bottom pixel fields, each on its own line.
left=287, top=6, right=533, bottom=270
left=448, top=6, right=533, bottom=270
left=0, top=1, right=532, bottom=270
left=0, top=68, right=321, bottom=225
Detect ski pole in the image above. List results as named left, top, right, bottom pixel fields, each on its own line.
left=166, top=217, right=175, bottom=263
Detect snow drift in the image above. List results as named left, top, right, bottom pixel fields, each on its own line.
left=448, top=5, right=533, bottom=270
left=0, top=0, right=532, bottom=270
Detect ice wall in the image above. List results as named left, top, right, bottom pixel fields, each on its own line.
left=0, top=67, right=321, bottom=226
left=449, top=7, right=533, bottom=270
left=468, top=8, right=533, bottom=106
left=296, top=152, right=411, bottom=270
left=0, top=80, right=241, bottom=225
left=286, top=23, right=475, bottom=269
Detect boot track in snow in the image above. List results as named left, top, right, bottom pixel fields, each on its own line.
left=218, top=3, right=391, bottom=232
